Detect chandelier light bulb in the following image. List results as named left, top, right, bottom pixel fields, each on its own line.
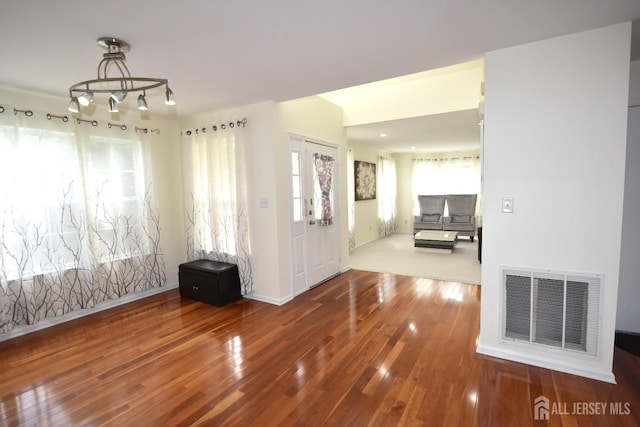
left=108, top=97, right=119, bottom=113
left=78, top=91, right=94, bottom=106
left=165, top=87, right=175, bottom=106
left=137, top=93, right=148, bottom=111
left=68, top=97, right=80, bottom=113
left=111, top=90, right=127, bottom=103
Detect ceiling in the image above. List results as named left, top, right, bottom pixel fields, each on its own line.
left=1, top=1, right=639, bottom=124
left=347, top=109, right=482, bottom=153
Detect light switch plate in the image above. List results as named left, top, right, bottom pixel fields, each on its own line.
left=502, top=197, right=513, bottom=213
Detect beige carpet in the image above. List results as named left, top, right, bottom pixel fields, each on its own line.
left=348, top=233, right=481, bottom=285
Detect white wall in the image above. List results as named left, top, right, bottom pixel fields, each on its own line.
left=348, top=141, right=384, bottom=246
left=180, top=96, right=345, bottom=305
left=629, top=60, right=640, bottom=105
left=179, top=101, right=283, bottom=303
left=616, top=61, right=640, bottom=333
left=321, top=60, right=484, bottom=127
left=394, top=153, right=414, bottom=234
left=617, top=105, right=640, bottom=333
left=478, top=23, right=631, bottom=382
left=278, top=96, right=347, bottom=298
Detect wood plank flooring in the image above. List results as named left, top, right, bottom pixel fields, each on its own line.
left=0, top=269, right=638, bottom=426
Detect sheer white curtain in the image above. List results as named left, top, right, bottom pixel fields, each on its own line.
left=0, top=108, right=166, bottom=333
left=182, top=127, right=253, bottom=294
left=412, top=151, right=481, bottom=216
left=347, top=149, right=355, bottom=250
left=377, top=155, right=397, bottom=236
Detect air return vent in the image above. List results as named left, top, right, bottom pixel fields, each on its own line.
left=502, top=267, right=601, bottom=356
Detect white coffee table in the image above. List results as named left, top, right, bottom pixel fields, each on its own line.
left=414, top=230, right=458, bottom=250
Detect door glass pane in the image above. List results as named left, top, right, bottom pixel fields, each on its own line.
left=292, top=177, right=300, bottom=198
left=291, top=150, right=302, bottom=222
left=291, top=152, right=300, bottom=175
left=293, top=199, right=302, bottom=222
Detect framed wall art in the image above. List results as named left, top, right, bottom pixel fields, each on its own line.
left=354, top=160, right=376, bottom=201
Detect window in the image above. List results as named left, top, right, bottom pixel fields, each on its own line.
left=412, top=152, right=481, bottom=216
left=0, top=125, right=82, bottom=279
left=87, top=136, right=147, bottom=260
left=0, top=125, right=148, bottom=278
left=291, top=151, right=303, bottom=222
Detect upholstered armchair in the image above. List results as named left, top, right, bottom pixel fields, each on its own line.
left=413, top=195, right=446, bottom=233
left=443, top=194, right=477, bottom=241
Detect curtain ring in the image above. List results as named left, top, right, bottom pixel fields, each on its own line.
left=13, top=108, right=33, bottom=117
left=229, top=122, right=235, bottom=128
left=221, top=124, right=226, bottom=130
left=212, top=125, right=217, bottom=131
left=186, top=130, right=192, bottom=136
left=108, top=122, right=126, bottom=130
left=0, top=106, right=4, bottom=114
left=202, top=127, right=206, bottom=133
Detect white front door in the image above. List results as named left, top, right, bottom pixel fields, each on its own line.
left=289, top=135, right=341, bottom=296
left=304, top=141, right=340, bottom=287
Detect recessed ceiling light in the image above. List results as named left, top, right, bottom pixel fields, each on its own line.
left=379, top=133, right=387, bottom=137
left=411, top=146, right=417, bottom=149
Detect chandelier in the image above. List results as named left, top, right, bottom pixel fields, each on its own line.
left=68, top=37, right=175, bottom=114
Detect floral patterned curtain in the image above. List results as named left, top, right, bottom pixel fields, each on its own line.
left=313, top=153, right=334, bottom=226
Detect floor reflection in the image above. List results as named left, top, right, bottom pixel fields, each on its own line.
left=226, top=335, right=244, bottom=380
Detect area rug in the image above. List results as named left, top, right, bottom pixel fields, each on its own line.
left=348, top=233, right=481, bottom=285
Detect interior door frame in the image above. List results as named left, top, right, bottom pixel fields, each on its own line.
left=287, top=133, right=342, bottom=297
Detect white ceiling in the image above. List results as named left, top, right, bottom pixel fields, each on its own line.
left=1, top=1, right=639, bottom=124
left=347, top=109, right=482, bottom=153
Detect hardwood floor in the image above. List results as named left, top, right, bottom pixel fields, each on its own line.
left=0, top=269, right=638, bottom=426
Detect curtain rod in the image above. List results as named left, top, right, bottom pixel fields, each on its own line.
left=182, top=118, right=248, bottom=136
left=0, top=103, right=160, bottom=134
left=412, top=155, right=480, bottom=161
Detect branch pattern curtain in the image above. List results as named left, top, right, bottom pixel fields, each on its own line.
left=182, top=127, right=253, bottom=294
left=377, top=156, right=397, bottom=236
left=0, top=109, right=166, bottom=334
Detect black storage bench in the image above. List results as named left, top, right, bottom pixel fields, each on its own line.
left=178, top=260, right=242, bottom=306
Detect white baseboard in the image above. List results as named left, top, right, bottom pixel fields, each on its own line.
left=476, top=344, right=616, bottom=384
left=243, top=291, right=293, bottom=306
left=0, top=283, right=179, bottom=342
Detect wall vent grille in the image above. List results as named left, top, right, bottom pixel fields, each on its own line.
left=502, top=267, right=601, bottom=356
